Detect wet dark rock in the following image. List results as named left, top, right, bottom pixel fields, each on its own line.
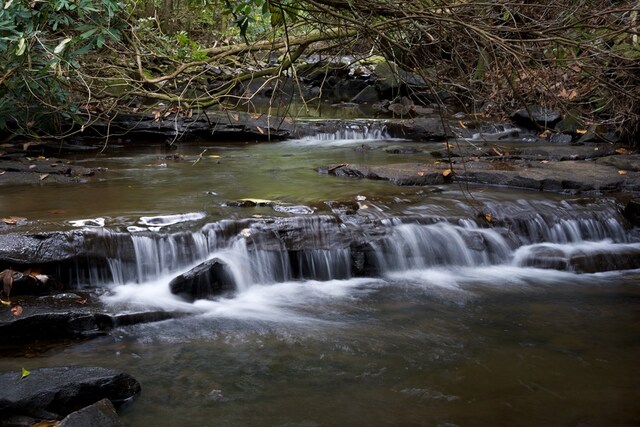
left=569, top=247, right=640, bottom=273
left=323, top=200, right=360, bottom=216
left=548, top=133, right=573, bottom=144
left=0, top=367, right=140, bottom=421
left=351, top=86, right=380, bottom=104
left=169, top=258, right=236, bottom=301
left=353, top=144, right=373, bottom=152
left=72, top=111, right=291, bottom=145
left=318, top=153, right=639, bottom=195
left=0, top=231, right=135, bottom=287
left=0, top=294, right=184, bottom=348
left=0, top=269, right=61, bottom=297
left=455, top=161, right=632, bottom=194
left=226, top=199, right=275, bottom=207
left=384, top=145, right=422, bottom=154
left=58, top=398, right=122, bottom=427
left=515, top=246, right=569, bottom=270
left=596, top=154, right=640, bottom=172
left=317, top=163, right=448, bottom=186
left=384, top=117, right=451, bottom=140
left=243, top=215, right=357, bottom=252
left=387, top=101, right=415, bottom=117
left=515, top=244, right=640, bottom=273
left=623, top=198, right=640, bottom=226
left=512, top=106, right=562, bottom=129
left=554, top=111, right=583, bottom=134
left=332, top=80, right=372, bottom=103
left=574, top=126, right=620, bottom=144
left=0, top=156, right=98, bottom=185
left=373, top=62, right=427, bottom=98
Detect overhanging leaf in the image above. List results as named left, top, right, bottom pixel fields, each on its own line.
left=16, top=37, right=26, bottom=56
left=53, top=37, right=72, bottom=54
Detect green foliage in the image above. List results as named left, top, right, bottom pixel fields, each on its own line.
left=175, top=30, right=208, bottom=61
left=224, top=0, right=301, bottom=39
left=0, top=0, right=125, bottom=137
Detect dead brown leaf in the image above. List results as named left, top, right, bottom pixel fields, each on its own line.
left=2, top=269, right=14, bottom=298
left=2, top=217, right=26, bottom=225
left=11, top=305, right=23, bottom=316
left=30, top=420, right=60, bottom=427
left=39, top=173, right=49, bottom=181
left=618, top=170, right=628, bottom=175
left=442, top=169, right=452, bottom=177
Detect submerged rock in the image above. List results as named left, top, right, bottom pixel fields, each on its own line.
left=0, top=367, right=140, bottom=420
left=317, top=163, right=448, bottom=186
left=169, top=258, right=236, bottom=302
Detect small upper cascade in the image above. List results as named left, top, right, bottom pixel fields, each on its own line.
left=480, top=199, right=630, bottom=245
left=520, top=216, right=628, bottom=244
left=297, top=121, right=389, bottom=142
left=369, top=222, right=513, bottom=273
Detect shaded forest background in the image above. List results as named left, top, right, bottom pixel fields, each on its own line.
left=1, top=0, right=638, bottom=142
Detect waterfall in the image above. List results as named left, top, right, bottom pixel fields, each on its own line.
left=297, top=121, right=389, bottom=142
left=369, top=221, right=513, bottom=272
left=59, top=198, right=638, bottom=300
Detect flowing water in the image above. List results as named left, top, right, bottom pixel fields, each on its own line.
left=1, top=124, right=639, bottom=426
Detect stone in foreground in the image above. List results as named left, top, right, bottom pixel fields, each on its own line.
left=0, top=367, right=140, bottom=420
left=58, top=398, right=123, bottom=427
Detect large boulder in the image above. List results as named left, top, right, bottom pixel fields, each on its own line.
left=58, top=398, right=122, bottom=427
left=169, top=258, right=236, bottom=301
left=0, top=367, right=140, bottom=421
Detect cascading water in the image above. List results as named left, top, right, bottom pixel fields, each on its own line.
left=296, top=121, right=390, bottom=142
left=71, top=195, right=639, bottom=309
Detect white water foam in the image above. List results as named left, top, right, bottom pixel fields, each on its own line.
left=104, top=275, right=383, bottom=323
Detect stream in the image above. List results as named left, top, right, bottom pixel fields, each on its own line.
left=1, top=126, right=639, bottom=426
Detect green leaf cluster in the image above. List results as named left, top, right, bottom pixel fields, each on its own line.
left=0, top=0, right=125, bottom=137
